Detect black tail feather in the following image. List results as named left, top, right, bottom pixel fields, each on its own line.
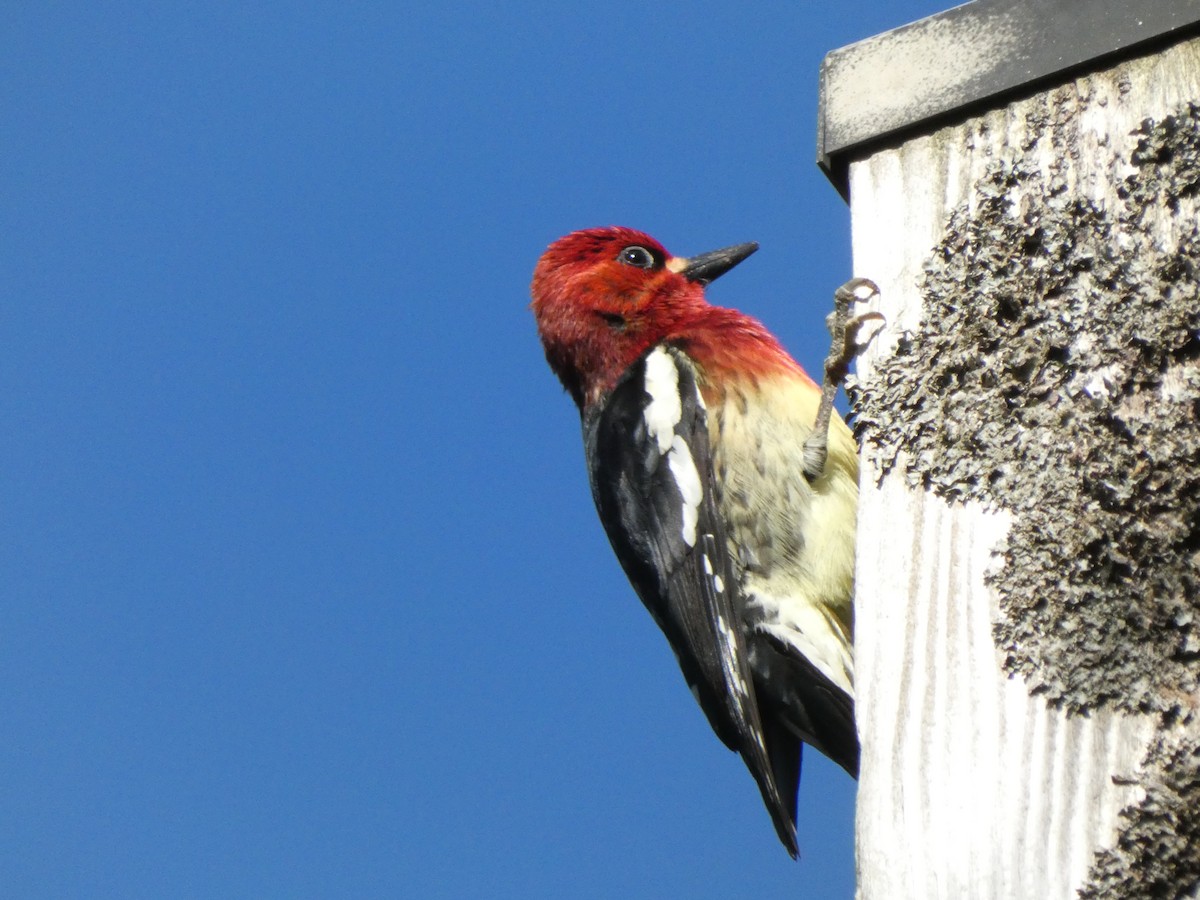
left=753, top=628, right=859, bottom=778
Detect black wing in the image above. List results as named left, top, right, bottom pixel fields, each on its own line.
left=582, top=344, right=801, bottom=856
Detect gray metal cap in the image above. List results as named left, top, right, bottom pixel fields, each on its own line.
left=818, top=0, right=1200, bottom=197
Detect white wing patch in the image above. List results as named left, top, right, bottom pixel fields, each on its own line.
left=667, top=435, right=701, bottom=547
left=643, top=347, right=703, bottom=549
left=642, top=347, right=682, bottom=454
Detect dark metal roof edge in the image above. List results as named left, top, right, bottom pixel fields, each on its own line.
left=817, top=0, right=1200, bottom=199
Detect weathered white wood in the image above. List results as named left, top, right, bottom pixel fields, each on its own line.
left=849, top=35, right=1200, bottom=900
left=854, top=485, right=1154, bottom=898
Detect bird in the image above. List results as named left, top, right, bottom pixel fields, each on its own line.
left=530, top=225, right=874, bottom=857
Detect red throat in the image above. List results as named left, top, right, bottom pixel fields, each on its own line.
left=676, top=306, right=813, bottom=387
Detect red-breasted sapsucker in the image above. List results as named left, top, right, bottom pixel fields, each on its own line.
left=531, top=226, right=865, bottom=857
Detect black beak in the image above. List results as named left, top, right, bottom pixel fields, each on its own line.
left=679, top=241, right=758, bottom=285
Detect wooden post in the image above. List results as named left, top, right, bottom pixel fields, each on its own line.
left=819, top=3, right=1200, bottom=897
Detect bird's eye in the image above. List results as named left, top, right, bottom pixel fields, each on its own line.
left=619, top=245, right=657, bottom=269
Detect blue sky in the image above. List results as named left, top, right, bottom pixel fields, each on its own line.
left=5, top=3, right=947, bottom=897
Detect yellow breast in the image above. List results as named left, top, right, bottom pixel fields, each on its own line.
left=707, top=373, right=858, bottom=695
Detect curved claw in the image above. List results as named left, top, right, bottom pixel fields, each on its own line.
left=843, top=310, right=886, bottom=354
left=833, top=277, right=881, bottom=305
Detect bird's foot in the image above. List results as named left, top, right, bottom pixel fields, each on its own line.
left=802, top=278, right=884, bottom=482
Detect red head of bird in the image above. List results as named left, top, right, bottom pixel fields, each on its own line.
left=530, top=226, right=774, bottom=409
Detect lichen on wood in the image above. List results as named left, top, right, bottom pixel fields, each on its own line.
left=1077, top=729, right=1200, bottom=899
left=852, top=98, right=1200, bottom=897
left=853, top=101, right=1200, bottom=717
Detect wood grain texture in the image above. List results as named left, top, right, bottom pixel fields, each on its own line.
left=848, top=35, right=1200, bottom=900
